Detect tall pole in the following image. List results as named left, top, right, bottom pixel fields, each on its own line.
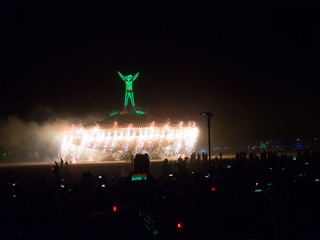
left=208, top=114, right=211, bottom=165
left=201, top=112, right=213, bottom=168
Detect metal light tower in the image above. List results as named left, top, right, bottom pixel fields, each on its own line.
left=201, top=112, right=213, bottom=167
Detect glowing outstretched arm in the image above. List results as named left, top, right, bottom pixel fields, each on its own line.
left=132, top=72, right=139, bottom=82
left=118, top=71, right=126, bottom=81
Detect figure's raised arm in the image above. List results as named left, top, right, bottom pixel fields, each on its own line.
left=118, top=71, right=126, bottom=81
left=132, top=72, right=139, bottom=82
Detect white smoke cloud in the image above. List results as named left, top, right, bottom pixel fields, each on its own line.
left=0, top=115, right=103, bottom=163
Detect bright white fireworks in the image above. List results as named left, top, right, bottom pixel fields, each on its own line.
left=59, top=121, right=199, bottom=161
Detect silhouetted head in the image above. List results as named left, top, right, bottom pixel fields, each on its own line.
left=85, top=212, right=117, bottom=240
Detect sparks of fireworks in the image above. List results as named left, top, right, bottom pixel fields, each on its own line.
left=59, top=121, right=199, bottom=161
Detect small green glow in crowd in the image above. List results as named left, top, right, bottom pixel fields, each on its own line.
left=135, top=111, right=144, bottom=115
left=131, top=173, right=147, bottom=181
left=110, top=112, right=118, bottom=116
left=3, top=153, right=6, bottom=156
left=139, top=210, right=158, bottom=235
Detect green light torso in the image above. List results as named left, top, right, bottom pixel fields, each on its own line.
left=126, top=81, right=133, bottom=91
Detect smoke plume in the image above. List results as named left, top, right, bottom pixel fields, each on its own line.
left=0, top=115, right=102, bottom=163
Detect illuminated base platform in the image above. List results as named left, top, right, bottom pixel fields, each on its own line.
left=98, top=110, right=156, bottom=129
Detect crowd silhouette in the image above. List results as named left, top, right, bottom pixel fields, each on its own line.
left=1, top=150, right=320, bottom=240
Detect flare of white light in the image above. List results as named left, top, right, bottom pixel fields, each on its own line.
left=59, top=123, right=199, bottom=161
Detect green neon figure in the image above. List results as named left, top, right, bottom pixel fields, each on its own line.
left=118, top=71, right=139, bottom=110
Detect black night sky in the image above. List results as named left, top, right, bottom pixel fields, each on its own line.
left=1, top=0, right=320, bottom=151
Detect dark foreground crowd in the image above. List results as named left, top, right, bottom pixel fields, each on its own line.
left=1, top=150, right=320, bottom=240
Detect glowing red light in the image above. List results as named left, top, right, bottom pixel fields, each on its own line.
left=294, top=180, right=297, bottom=183
left=211, top=187, right=215, bottom=191
left=177, top=223, right=181, bottom=228
left=113, top=206, right=117, bottom=212
left=51, top=168, right=54, bottom=171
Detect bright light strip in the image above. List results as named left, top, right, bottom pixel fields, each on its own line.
left=59, top=123, right=199, bottom=161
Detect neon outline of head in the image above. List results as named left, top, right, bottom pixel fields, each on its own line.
left=125, top=75, right=133, bottom=81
